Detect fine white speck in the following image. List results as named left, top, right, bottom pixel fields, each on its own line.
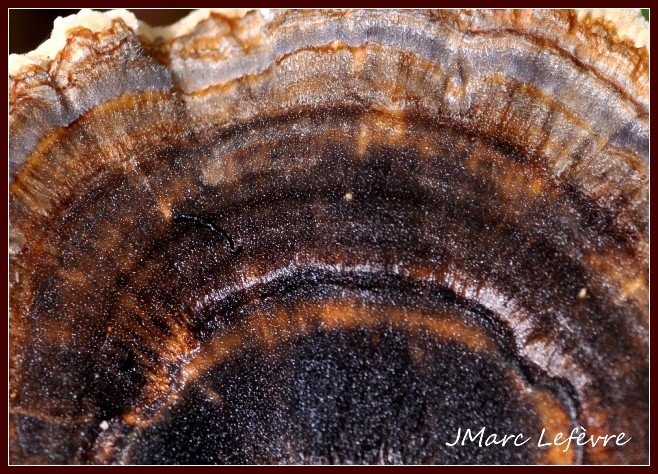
left=100, top=420, right=109, bottom=430
left=578, top=288, right=587, bottom=299
left=344, top=192, right=354, bottom=202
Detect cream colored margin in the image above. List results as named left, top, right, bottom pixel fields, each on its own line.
left=8, top=9, right=257, bottom=76
left=576, top=9, right=649, bottom=50
left=8, top=8, right=649, bottom=77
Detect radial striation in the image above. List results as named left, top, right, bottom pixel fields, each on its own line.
left=9, top=9, right=649, bottom=465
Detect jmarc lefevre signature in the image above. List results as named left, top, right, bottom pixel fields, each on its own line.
left=446, top=427, right=631, bottom=452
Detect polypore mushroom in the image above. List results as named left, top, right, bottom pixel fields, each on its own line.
left=9, top=9, right=649, bottom=464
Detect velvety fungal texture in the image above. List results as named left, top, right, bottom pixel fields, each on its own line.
left=9, top=9, right=648, bottom=465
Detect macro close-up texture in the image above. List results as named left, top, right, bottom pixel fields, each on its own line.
left=8, top=9, right=649, bottom=465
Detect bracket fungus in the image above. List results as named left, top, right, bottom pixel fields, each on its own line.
left=9, top=9, right=649, bottom=464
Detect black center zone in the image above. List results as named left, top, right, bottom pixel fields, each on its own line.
left=130, top=328, right=542, bottom=464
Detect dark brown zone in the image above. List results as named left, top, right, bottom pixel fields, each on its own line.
left=196, top=103, right=645, bottom=250
left=83, top=257, right=577, bottom=463
left=121, top=326, right=563, bottom=464
left=10, top=97, right=647, bottom=464
left=9, top=90, right=183, bottom=247
left=10, top=104, right=646, bottom=355
left=186, top=111, right=644, bottom=370
left=9, top=99, right=642, bottom=279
